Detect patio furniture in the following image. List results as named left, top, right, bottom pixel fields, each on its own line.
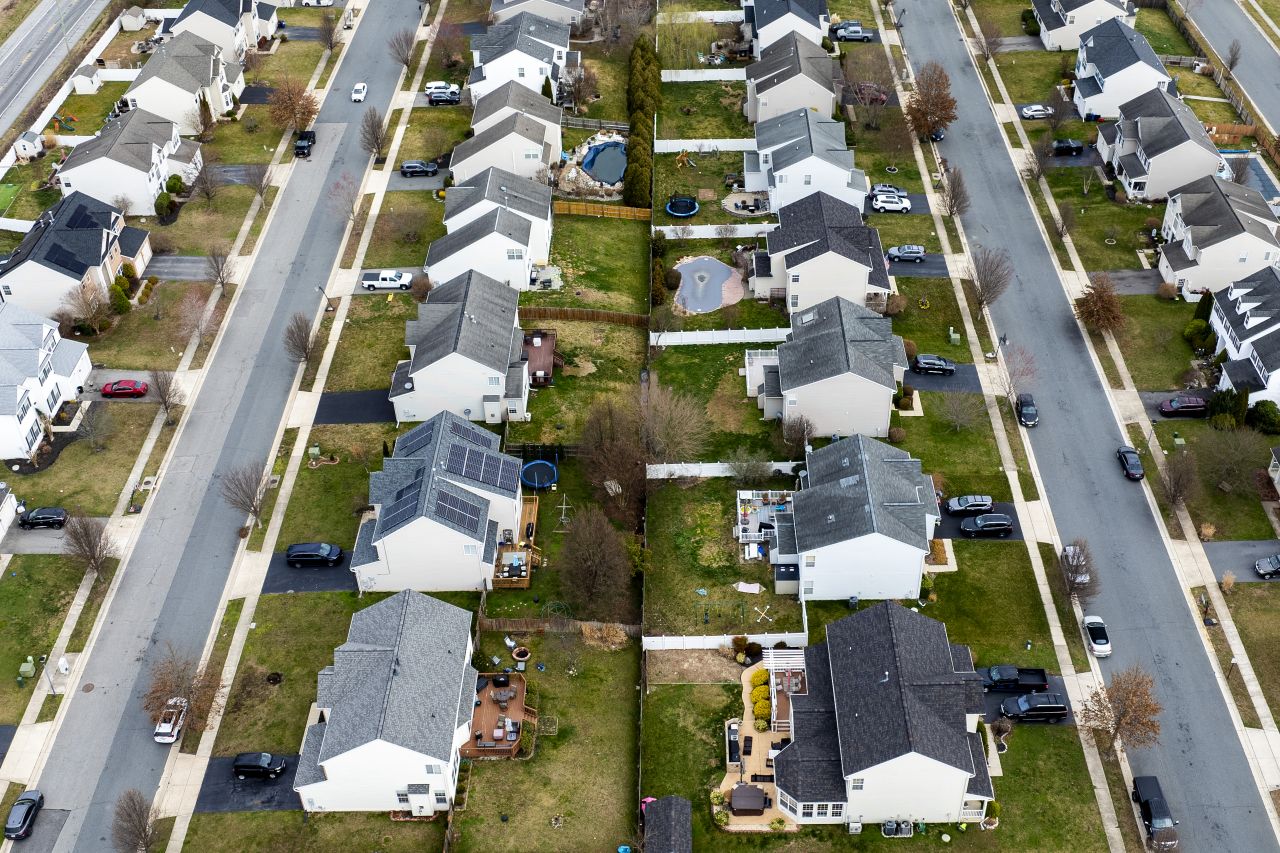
left=750, top=773, right=774, bottom=783
left=743, top=736, right=753, bottom=756
left=479, top=741, right=497, bottom=749
left=729, top=784, right=766, bottom=816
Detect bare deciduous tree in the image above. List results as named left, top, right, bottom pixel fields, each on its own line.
left=562, top=63, right=599, bottom=113
left=1226, top=39, right=1242, bottom=79
left=968, top=245, right=1015, bottom=310
left=1075, top=272, right=1127, bottom=333
left=1056, top=201, right=1076, bottom=238
left=62, top=284, right=112, bottom=334
left=218, top=462, right=271, bottom=527
left=78, top=403, right=114, bottom=452
left=111, top=193, right=133, bottom=217
left=727, top=446, right=774, bottom=485
left=359, top=107, right=389, bottom=159
left=267, top=77, right=319, bottom=130
left=1198, top=427, right=1267, bottom=493
left=940, top=167, right=971, bottom=217
left=843, top=46, right=893, bottom=130
left=318, top=11, right=341, bottom=51
left=388, top=29, right=418, bottom=71
left=192, top=165, right=222, bottom=203
left=973, top=10, right=1000, bottom=62
left=1160, top=449, right=1200, bottom=507
left=205, top=242, right=234, bottom=289
left=993, top=344, right=1037, bottom=403
left=560, top=505, right=633, bottom=622
left=283, top=312, right=315, bottom=364
left=782, top=414, right=816, bottom=451
left=149, top=370, right=185, bottom=425
left=1021, top=136, right=1053, bottom=182
left=244, top=163, right=273, bottom=206
left=176, top=290, right=211, bottom=349
left=65, top=514, right=118, bottom=574
left=1229, top=156, right=1251, bottom=185
left=580, top=398, right=646, bottom=523
left=940, top=392, right=984, bottom=432
left=328, top=172, right=363, bottom=224
left=1046, top=92, right=1072, bottom=134
left=1077, top=665, right=1162, bottom=754
left=434, top=22, right=468, bottom=70
left=112, top=788, right=161, bottom=853
left=1060, top=537, right=1098, bottom=604
left=904, top=62, right=958, bottom=139
left=642, top=382, right=708, bottom=462
left=143, top=642, right=221, bottom=738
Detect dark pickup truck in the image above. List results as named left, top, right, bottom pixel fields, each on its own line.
left=294, top=129, right=316, bottom=158
left=980, top=665, right=1049, bottom=693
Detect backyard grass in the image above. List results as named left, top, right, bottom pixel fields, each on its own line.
left=325, top=293, right=416, bottom=392
left=205, top=107, right=285, bottom=164
left=1135, top=7, right=1195, bottom=56
left=1152, top=420, right=1275, bottom=540
left=970, top=0, right=1034, bottom=37
left=1167, top=66, right=1229, bottom=99
left=891, top=391, right=1011, bottom=501
left=150, top=187, right=257, bottom=256
left=1044, top=167, right=1158, bottom=271
left=673, top=297, right=789, bottom=331
left=182, top=598, right=244, bottom=752
left=247, top=39, right=326, bottom=87
left=579, top=43, right=631, bottom=122
left=505, top=321, right=646, bottom=444
left=892, top=278, right=972, bottom=363
left=1, top=153, right=66, bottom=219
left=656, top=21, right=742, bottom=68
left=644, top=478, right=805, bottom=636
left=1116, top=294, right=1195, bottom=391
left=12, top=403, right=158, bottom=514
left=530, top=215, right=651, bottom=313
left=0, top=556, right=83, bottom=724
left=1036, top=543, right=1091, bottom=674
left=45, top=83, right=130, bottom=135
left=994, top=51, right=1073, bottom=106
left=1186, top=95, right=1242, bottom=126
left=653, top=151, right=752, bottom=226
left=867, top=213, right=944, bottom=254
left=362, top=190, right=445, bottom=268
left=1220, top=582, right=1280, bottom=722
left=400, top=106, right=472, bottom=163
left=457, top=635, right=640, bottom=853
left=80, top=282, right=214, bottom=370
left=184, top=810, right=445, bottom=852
left=658, top=82, right=750, bottom=140
left=64, top=558, right=119, bottom=654
left=1196, top=585, right=1262, bottom=728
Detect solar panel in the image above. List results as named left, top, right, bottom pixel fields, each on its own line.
left=463, top=447, right=485, bottom=481
left=480, top=454, right=503, bottom=486
left=449, top=419, right=492, bottom=447
left=435, top=491, right=482, bottom=534
left=381, top=483, right=423, bottom=532
left=393, top=466, right=427, bottom=501
left=397, top=423, right=436, bottom=457
left=446, top=444, right=467, bottom=475
left=498, top=459, right=520, bottom=492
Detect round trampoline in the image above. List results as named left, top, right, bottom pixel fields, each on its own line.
left=581, top=141, right=627, bottom=185
left=666, top=194, right=699, bottom=218
left=674, top=255, right=734, bottom=314
left=520, top=459, right=559, bottom=490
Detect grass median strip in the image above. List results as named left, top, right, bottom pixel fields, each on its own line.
left=248, top=427, right=298, bottom=552
left=182, top=598, right=245, bottom=753
left=0, top=556, right=84, bottom=724
left=64, top=558, right=120, bottom=654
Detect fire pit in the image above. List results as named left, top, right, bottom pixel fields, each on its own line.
left=512, top=646, right=531, bottom=662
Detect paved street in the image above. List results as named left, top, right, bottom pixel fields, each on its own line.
left=1182, top=1, right=1280, bottom=134
left=0, top=0, right=110, bottom=136
left=906, top=1, right=1278, bottom=849
left=24, top=2, right=424, bottom=849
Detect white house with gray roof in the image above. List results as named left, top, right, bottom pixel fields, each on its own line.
left=748, top=193, right=889, bottom=312
left=468, top=13, right=572, bottom=103
left=771, top=602, right=992, bottom=826
left=745, top=108, right=866, bottom=212
left=444, top=167, right=553, bottom=264
left=424, top=207, right=536, bottom=289
left=390, top=271, right=530, bottom=424
left=490, top=0, right=583, bottom=26
left=294, top=591, right=476, bottom=815
left=1095, top=88, right=1222, bottom=200
left=745, top=296, right=905, bottom=438
left=170, top=0, right=277, bottom=60
left=470, top=81, right=562, bottom=138
left=1209, top=268, right=1280, bottom=405
left=124, top=32, right=244, bottom=135
left=745, top=32, right=837, bottom=123
left=349, top=411, right=523, bottom=592
left=448, top=112, right=559, bottom=184
left=1072, top=19, right=1173, bottom=120
left=741, top=0, right=829, bottom=57
left=57, top=109, right=202, bottom=215
left=0, top=302, right=91, bottom=459
left=1158, top=175, right=1280, bottom=296
left=1031, top=0, right=1135, bottom=50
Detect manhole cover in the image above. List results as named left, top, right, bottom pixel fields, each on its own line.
left=82, top=683, right=94, bottom=692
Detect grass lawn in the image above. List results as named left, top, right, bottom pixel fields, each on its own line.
left=867, top=212, right=944, bottom=254
left=240, top=185, right=279, bottom=255
left=653, top=151, right=750, bottom=226
left=64, top=558, right=119, bottom=654
left=892, top=278, right=973, bottom=364
left=80, top=282, right=214, bottom=370
left=277, top=423, right=409, bottom=551
left=656, top=21, right=742, bottom=68
left=828, top=0, right=873, bottom=24
left=644, top=478, right=805, bottom=636
left=184, top=810, right=445, bottom=852
left=150, top=187, right=257, bottom=256
left=891, top=391, right=1011, bottom=501
left=1186, top=95, right=1242, bottom=126
left=340, top=194, right=375, bottom=268
left=46, top=83, right=130, bottom=135
left=248, top=427, right=297, bottom=551
left=363, top=190, right=445, bottom=268
left=1044, top=167, right=1157, bottom=271
left=316, top=43, right=345, bottom=90
left=852, top=111, right=926, bottom=196
left=505, top=321, right=646, bottom=444
left=457, top=634, right=639, bottom=853
left=1, top=154, right=66, bottom=219
left=0, top=556, right=84, bottom=724
left=528, top=216, right=650, bottom=313
left=1221, top=583, right=1280, bottom=721
left=1116, top=294, right=1195, bottom=391
left=13, top=403, right=158, bottom=515
left=1136, top=8, right=1195, bottom=56
left=1167, top=66, right=1228, bottom=99
left=247, top=39, right=326, bottom=87
left=579, top=43, right=631, bottom=123
left=400, top=106, right=472, bottom=163
left=970, top=0, right=1034, bottom=37
left=1152, top=419, right=1275, bottom=540
left=205, top=107, right=285, bottom=164
left=0, top=227, right=20, bottom=254
left=1196, top=585, right=1262, bottom=727
left=401, top=38, right=429, bottom=90
left=183, top=598, right=244, bottom=752
left=673, top=297, right=789, bottom=331
left=994, top=51, right=1073, bottom=106
left=658, top=82, right=750, bottom=140
left=326, top=293, right=415, bottom=392
left=1037, top=543, right=1090, bottom=673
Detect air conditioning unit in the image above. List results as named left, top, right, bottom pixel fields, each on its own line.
left=849, top=822, right=863, bottom=835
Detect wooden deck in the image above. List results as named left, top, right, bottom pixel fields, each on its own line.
left=522, top=329, right=560, bottom=386
left=491, top=497, right=540, bottom=589
left=460, top=673, right=538, bottom=759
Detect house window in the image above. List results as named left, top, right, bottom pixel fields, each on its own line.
left=38, top=359, right=52, bottom=383
left=849, top=778, right=864, bottom=790
left=397, top=792, right=410, bottom=805
left=524, top=150, right=540, bottom=159
left=786, top=398, right=797, bottom=406
left=518, top=67, right=525, bottom=77
left=506, top=249, right=523, bottom=260
left=802, top=580, right=814, bottom=596
left=790, top=274, right=800, bottom=284
left=488, top=376, right=502, bottom=386
left=1, top=286, right=9, bottom=295
left=436, top=792, right=448, bottom=806
left=507, top=406, right=518, bottom=415
left=801, top=804, right=814, bottom=818
left=1239, top=251, right=1250, bottom=264
left=16, top=396, right=30, bottom=422
left=46, top=385, right=60, bottom=410
left=463, top=544, right=479, bottom=556
left=804, top=555, right=815, bottom=567
left=424, top=764, right=442, bottom=774
left=776, top=174, right=787, bottom=184
left=803, top=175, right=812, bottom=185
left=779, top=791, right=797, bottom=814
left=831, top=803, right=844, bottom=818
left=816, top=804, right=828, bottom=817
left=789, top=295, right=799, bottom=308
left=25, top=422, right=39, bottom=449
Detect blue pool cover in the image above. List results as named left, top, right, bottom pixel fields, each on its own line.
left=674, top=255, right=732, bottom=314
left=582, top=141, right=627, bottom=185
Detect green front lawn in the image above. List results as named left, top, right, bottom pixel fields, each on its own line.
left=1135, top=8, right=1195, bottom=56
left=80, top=282, right=213, bottom=370
left=1116, top=294, right=1195, bottom=391
left=0, top=556, right=83, bottom=724
left=149, top=186, right=257, bottom=256
left=247, top=39, right=326, bottom=87
left=892, top=278, right=973, bottom=364
left=1152, top=420, right=1275, bottom=540
left=184, top=809, right=444, bottom=851
left=1222, top=583, right=1280, bottom=721
left=852, top=110, right=926, bottom=195
left=653, top=151, right=750, bottom=226
left=828, top=0, right=873, bottom=24
left=867, top=212, right=944, bottom=254
left=1044, top=167, right=1157, bottom=271
left=362, top=190, right=445, bottom=268
left=326, top=293, right=416, bottom=392
left=206, top=108, right=285, bottom=164
left=46, top=83, right=130, bottom=135
left=970, top=0, right=1035, bottom=37
left=658, top=82, right=750, bottom=140
left=400, top=106, right=472, bottom=164
left=891, top=391, right=1010, bottom=501
left=530, top=215, right=651, bottom=313
left=994, top=51, right=1072, bottom=106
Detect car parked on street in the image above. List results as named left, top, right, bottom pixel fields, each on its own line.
left=285, top=542, right=344, bottom=568
left=101, top=379, right=149, bottom=398
left=1132, top=776, right=1180, bottom=850
left=911, top=353, right=955, bottom=375
left=1021, top=104, right=1054, bottom=119
left=929, top=128, right=945, bottom=141
left=945, top=494, right=995, bottom=516
left=1052, top=139, right=1084, bottom=156
left=4, top=790, right=43, bottom=840
left=871, top=193, right=912, bottom=213
left=1015, top=393, right=1039, bottom=427
left=233, top=753, right=288, bottom=780
left=1254, top=554, right=1280, bottom=579
left=428, top=90, right=461, bottom=105
left=1116, top=445, right=1144, bottom=480
left=1083, top=615, right=1112, bottom=657
left=1158, top=394, right=1208, bottom=418
left=399, top=160, right=439, bottom=178
left=887, top=244, right=926, bottom=262
left=959, top=513, right=1014, bottom=538
left=999, top=692, right=1069, bottom=722
left=351, top=82, right=367, bottom=102
left=832, top=21, right=873, bottom=41
left=154, top=697, right=188, bottom=744
left=18, top=507, right=66, bottom=530
left=871, top=183, right=907, bottom=198
left=1060, top=542, right=1091, bottom=585
left=294, top=129, right=316, bottom=158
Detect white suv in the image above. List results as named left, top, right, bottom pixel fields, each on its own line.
left=871, top=193, right=912, bottom=213
left=424, top=81, right=460, bottom=96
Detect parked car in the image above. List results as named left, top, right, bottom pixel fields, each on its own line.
left=999, top=692, right=1069, bottom=722
left=4, top=790, right=43, bottom=840
left=298, top=0, right=334, bottom=6
left=351, top=82, right=367, bottom=102
left=1052, top=138, right=1084, bottom=156
left=853, top=81, right=889, bottom=105
left=233, top=752, right=288, bottom=780
left=428, top=90, right=461, bottom=105
left=980, top=665, right=1049, bottom=693
left=871, top=193, right=912, bottom=213
left=399, top=160, right=439, bottom=178
left=153, top=697, right=188, bottom=744
left=285, top=542, right=344, bottom=568
left=727, top=722, right=741, bottom=764
left=832, top=20, right=873, bottom=41
left=911, top=353, right=955, bottom=375
left=872, top=183, right=908, bottom=198
left=101, top=379, right=149, bottom=398
left=929, top=128, right=945, bottom=141
left=959, top=513, right=1014, bottom=538
left=1060, top=543, right=1091, bottom=585
left=945, top=494, right=994, bottom=516
left=1021, top=104, right=1054, bottom=119
left=1015, top=392, right=1039, bottom=427
left=1116, top=445, right=1144, bottom=480
left=424, top=81, right=461, bottom=95
left=361, top=269, right=413, bottom=290
left=1158, top=394, right=1208, bottom=418
left=294, top=129, right=316, bottom=158
left=1132, top=776, right=1180, bottom=850
left=1083, top=615, right=1111, bottom=657
left=887, top=244, right=926, bottom=263
left=18, top=507, right=67, bottom=530
left=1254, top=554, right=1280, bottom=579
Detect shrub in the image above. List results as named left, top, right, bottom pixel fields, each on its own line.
left=714, top=809, right=729, bottom=827
left=753, top=699, right=771, bottom=719
left=750, top=669, right=770, bottom=687
left=884, top=293, right=908, bottom=316
left=1182, top=319, right=1209, bottom=347
left=751, top=685, right=770, bottom=703
left=122, top=262, right=138, bottom=283
left=165, top=175, right=185, bottom=195
left=541, top=76, right=554, bottom=99
left=988, top=801, right=1002, bottom=820
left=821, top=36, right=834, bottom=52
left=109, top=284, right=132, bottom=315
left=665, top=267, right=682, bottom=291
left=651, top=280, right=667, bottom=306
left=1194, top=293, right=1215, bottom=322
left=888, top=426, right=906, bottom=443
left=735, top=652, right=746, bottom=664
left=1209, top=413, right=1237, bottom=431
left=745, top=641, right=762, bottom=657
left=770, top=817, right=786, bottom=831
left=902, top=338, right=918, bottom=359
left=732, top=635, right=748, bottom=653
left=114, top=274, right=130, bottom=292
left=622, top=161, right=651, bottom=207
left=710, top=789, right=725, bottom=806
left=154, top=192, right=172, bottom=217
left=244, top=115, right=259, bottom=134
left=896, top=395, right=914, bottom=411
left=1021, top=9, right=1040, bottom=35
left=754, top=717, right=769, bottom=732
left=1248, top=401, right=1280, bottom=434
left=1157, top=281, right=1178, bottom=300
left=651, top=231, right=666, bottom=258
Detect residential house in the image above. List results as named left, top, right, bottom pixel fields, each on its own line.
left=748, top=193, right=889, bottom=312
left=769, top=602, right=992, bottom=826
left=56, top=109, right=203, bottom=215
left=470, top=81, right=562, bottom=138
left=745, top=32, right=837, bottom=123
left=124, top=32, right=245, bottom=135
left=170, top=0, right=278, bottom=60
left=644, top=796, right=693, bottom=853
left=0, top=302, right=91, bottom=460
left=448, top=113, right=559, bottom=184
left=1158, top=175, right=1280, bottom=295
left=0, top=193, right=151, bottom=317
left=744, top=296, right=905, bottom=437
left=1095, top=88, right=1222, bottom=200
left=741, top=0, right=830, bottom=57
left=294, top=591, right=476, bottom=814
left=349, top=411, right=523, bottom=592
left=1209, top=267, right=1280, bottom=405
left=1031, top=0, right=1135, bottom=51
left=468, top=13, right=573, bottom=103
left=424, top=208, right=535, bottom=289
left=490, top=0, right=583, bottom=26
left=1072, top=19, right=1174, bottom=120
left=444, top=167, right=553, bottom=265
left=1270, top=446, right=1280, bottom=494
left=390, top=271, right=530, bottom=424
left=744, top=108, right=867, bottom=211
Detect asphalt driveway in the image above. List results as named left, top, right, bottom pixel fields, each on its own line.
left=1046, top=149, right=1102, bottom=169
left=1106, top=269, right=1161, bottom=295
left=887, top=253, right=949, bottom=278
left=385, top=166, right=449, bottom=191
left=981, top=674, right=1073, bottom=724
left=2, top=518, right=111, bottom=555
left=1203, top=541, right=1280, bottom=583
left=195, top=756, right=301, bottom=812
left=935, top=501, right=1022, bottom=540
left=315, top=390, right=395, bottom=424
left=906, top=364, right=981, bottom=393
left=262, top=552, right=357, bottom=593
left=87, top=369, right=155, bottom=399
left=146, top=255, right=209, bottom=280
left=238, top=85, right=274, bottom=105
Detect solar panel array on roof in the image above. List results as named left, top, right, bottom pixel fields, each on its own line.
left=498, top=459, right=520, bottom=492
left=449, top=420, right=492, bottom=447
left=446, top=444, right=468, bottom=476
left=382, top=479, right=425, bottom=532
left=481, top=454, right=502, bottom=485
left=397, top=423, right=437, bottom=457
left=394, top=466, right=427, bottom=501
left=436, top=491, right=482, bottom=533
left=464, top=449, right=485, bottom=480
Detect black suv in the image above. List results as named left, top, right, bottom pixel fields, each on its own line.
left=285, top=542, right=344, bottom=568
left=1015, top=393, right=1039, bottom=427
left=294, top=129, right=316, bottom=158
left=945, top=494, right=995, bottom=516
left=959, top=513, right=1014, bottom=538
left=1052, top=138, right=1084, bottom=156
left=428, top=90, right=461, bottom=105
left=19, top=507, right=67, bottom=530
left=399, top=160, right=439, bottom=178
left=233, top=752, right=288, bottom=780
left=911, top=354, right=955, bottom=376
left=1132, top=776, right=1179, bottom=850
left=1000, top=692, right=1069, bottom=722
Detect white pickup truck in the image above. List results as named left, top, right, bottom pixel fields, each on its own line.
left=360, top=269, right=412, bottom=291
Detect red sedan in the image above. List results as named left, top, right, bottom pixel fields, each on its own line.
left=100, top=379, right=149, bottom=398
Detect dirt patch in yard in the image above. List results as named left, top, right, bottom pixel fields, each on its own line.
left=647, top=649, right=742, bottom=684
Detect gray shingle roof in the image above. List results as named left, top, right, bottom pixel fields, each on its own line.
left=0, top=192, right=121, bottom=282
left=426, top=207, right=532, bottom=266
left=174, top=0, right=249, bottom=29
left=293, top=721, right=327, bottom=788
left=792, top=434, right=933, bottom=552
left=472, top=12, right=569, bottom=65
left=1060, top=0, right=1131, bottom=12
left=491, top=0, right=584, bottom=17
left=307, top=591, right=476, bottom=769
left=0, top=303, right=62, bottom=416
left=445, top=167, right=552, bottom=223
left=777, top=296, right=906, bottom=393
left=774, top=644, right=847, bottom=801
left=747, top=32, right=835, bottom=95
left=1079, top=19, right=1164, bottom=78
left=1213, top=267, right=1280, bottom=343
left=404, top=270, right=520, bottom=376
left=1171, top=175, right=1280, bottom=251
left=1116, top=87, right=1216, bottom=159
left=126, top=31, right=225, bottom=97
left=60, top=108, right=178, bottom=173
left=756, top=108, right=854, bottom=174
left=471, top=81, right=562, bottom=131
left=644, top=795, right=693, bottom=853
left=754, top=0, right=828, bottom=31
left=769, top=193, right=890, bottom=292
left=450, top=112, right=553, bottom=171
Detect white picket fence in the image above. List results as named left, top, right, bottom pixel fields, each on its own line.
left=646, top=461, right=798, bottom=479
left=660, top=68, right=748, bottom=82
left=642, top=630, right=808, bottom=650
left=649, top=326, right=789, bottom=346
left=652, top=222, right=776, bottom=238
left=654, top=137, right=755, bottom=153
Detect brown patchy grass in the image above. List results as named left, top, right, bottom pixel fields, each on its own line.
left=647, top=649, right=743, bottom=684
left=84, top=282, right=213, bottom=370
left=325, top=294, right=416, bottom=393
left=339, top=194, right=375, bottom=269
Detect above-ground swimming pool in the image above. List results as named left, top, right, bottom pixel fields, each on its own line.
left=666, top=194, right=699, bottom=218
left=582, top=141, right=627, bottom=185
left=674, top=255, right=734, bottom=314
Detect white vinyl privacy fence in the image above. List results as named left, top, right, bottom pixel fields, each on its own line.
left=649, top=327, right=790, bottom=346
left=646, top=461, right=799, bottom=479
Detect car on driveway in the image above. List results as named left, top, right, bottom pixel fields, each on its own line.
left=1052, top=139, right=1084, bottom=156
left=1158, top=394, right=1208, bottom=418
left=959, top=513, right=1014, bottom=538
left=1083, top=615, right=1112, bottom=657
left=1021, top=104, right=1054, bottom=119
left=832, top=21, right=873, bottom=41
left=286, top=542, right=344, bottom=568
left=4, top=790, right=43, bottom=840
left=233, top=752, right=288, bottom=780
left=911, top=353, right=955, bottom=375
left=871, top=193, right=911, bottom=213
left=945, top=494, right=994, bottom=516
left=999, top=692, right=1069, bottom=722
left=1255, top=554, right=1280, bottom=579
left=428, top=90, right=461, bottom=105
left=154, top=697, right=188, bottom=744
left=1116, top=445, right=1144, bottom=480
left=399, top=160, right=439, bottom=178
left=424, top=81, right=460, bottom=96
left=351, top=82, right=367, bottom=102
left=19, top=507, right=66, bottom=530
left=1015, top=393, right=1039, bottom=427
left=887, top=244, right=926, bottom=263
left=871, top=183, right=907, bottom=198
left=101, top=379, right=149, bottom=398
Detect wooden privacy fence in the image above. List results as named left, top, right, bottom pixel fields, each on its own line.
left=552, top=200, right=651, bottom=220
left=518, top=305, right=650, bottom=327
left=478, top=615, right=642, bottom=637
left=560, top=115, right=628, bottom=131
